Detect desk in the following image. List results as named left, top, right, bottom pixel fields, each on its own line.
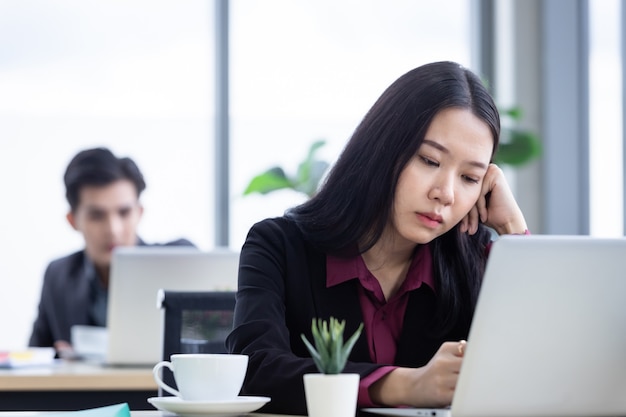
left=0, top=361, right=157, bottom=411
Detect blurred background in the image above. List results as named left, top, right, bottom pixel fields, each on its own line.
left=0, top=0, right=623, bottom=348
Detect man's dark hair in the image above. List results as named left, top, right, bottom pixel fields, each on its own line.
left=64, top=147, right=146, bottom=212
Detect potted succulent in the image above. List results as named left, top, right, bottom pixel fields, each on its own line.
left=300, top=317, right=364, bottom=417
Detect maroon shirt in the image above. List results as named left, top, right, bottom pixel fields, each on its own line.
left=326, top=244, right=435, bottom=407
left=326, top=232, right=528, bottom=406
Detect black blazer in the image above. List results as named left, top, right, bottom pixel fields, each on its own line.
left=28, top=237, right=194, bottom=348
left=226, top=217, right=470, bottom=415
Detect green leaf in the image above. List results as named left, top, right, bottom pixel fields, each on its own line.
left=243, top=139, right=330, bottom=198
left=295, top=160, right=329, bottom=197
left=340, top=322, right=363, bottom=367
left=494, top=128, right=542, bottom=166
left=296, top=140, right=327, bottom=192
left=301, top=333, right=325, bottom=373
left=300, top=316, right=363, bottom=374
left=331, top=318, right=344, bottom=373
left=305, top=139, right=327, bottom=163
left=243, top=167, right=292, bottom=195
left=500, top=106, right=523, bottom=120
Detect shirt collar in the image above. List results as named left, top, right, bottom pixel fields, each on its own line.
left=326, top=244, right=435, bottom=292
left=82, top=254, right=99, bottom=286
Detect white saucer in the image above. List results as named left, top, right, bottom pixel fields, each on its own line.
left=147, top=396, right=271, bottom=416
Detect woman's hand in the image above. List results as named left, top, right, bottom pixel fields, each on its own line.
left=460, top=163, right=527, bottom=236
left=477, top=164, right=527, bottom=235
left=370, top=341, right=465, bottom=407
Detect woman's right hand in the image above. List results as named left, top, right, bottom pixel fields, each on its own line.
left=370, top=341, right=465, bottom=407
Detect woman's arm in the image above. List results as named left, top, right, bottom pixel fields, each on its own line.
left=370, top=341, right=465, bottom=408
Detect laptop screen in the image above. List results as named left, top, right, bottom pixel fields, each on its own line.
left=363, top=235, right=626, bottom=417
left=105, top=247, right=239, bottom=366
left=452, top=235, right=626, bottom=417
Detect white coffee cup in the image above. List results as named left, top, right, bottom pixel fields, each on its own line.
left=152, top=353, right=248, bottom=401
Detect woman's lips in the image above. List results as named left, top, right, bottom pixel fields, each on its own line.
left=416, top=213, right=443, bottom=228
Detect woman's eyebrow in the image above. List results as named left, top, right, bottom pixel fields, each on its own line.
left=422, top=139, right=488, bottom=170
left=422, top=139, right=448, bottom=153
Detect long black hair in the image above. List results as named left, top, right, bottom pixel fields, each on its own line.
left=286, top=61, right=500, bottom=333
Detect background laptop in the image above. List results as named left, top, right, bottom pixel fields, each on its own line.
left=364, top=235, right=626, bottom=417
left=103, top=246, right=239, bottom=366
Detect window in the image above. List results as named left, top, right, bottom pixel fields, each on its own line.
left=589, top=0, right=624, bottom=236
left=0, top=0, right=473, bottom=348
left=0, top=0, right=213, bottom=348
left=230, top=0, right=472, bottom=248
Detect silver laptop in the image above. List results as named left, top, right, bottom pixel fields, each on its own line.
left=104, top=246, right=239, bottom=366
left=364, top=235, right=626, bottom=417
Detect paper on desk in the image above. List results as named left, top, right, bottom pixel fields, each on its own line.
left=0, top=347, right=55, bottom=368
left=71, top=325, right=108, bottom=360
left=50, top=403, right=130, bottom=417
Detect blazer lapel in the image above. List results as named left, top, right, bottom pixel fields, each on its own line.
left=308, top=257, right=370, bottom=362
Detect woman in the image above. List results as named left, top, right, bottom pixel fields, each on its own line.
left=226, top=61, right=527, bottom=414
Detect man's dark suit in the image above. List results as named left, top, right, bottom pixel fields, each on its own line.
left=226, top=217, right=471, bottom=415
left=29, top=238, right=193, bottom=348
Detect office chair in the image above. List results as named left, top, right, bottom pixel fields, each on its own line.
left=157, top=289, right=236, bottom=396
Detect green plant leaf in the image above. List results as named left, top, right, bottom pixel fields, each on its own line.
left=500, top=106, right=523, bottom=120
left=301, top=333, right=325, bottom=373
left=295, top=160, right=329, bottom=197
left=312, top=318, right=332, bottom=372
left=494, top=128, right=542, bottom=166
left=243, top=140, right=330, bottom=198
left=296, top=140, right=327, bottom=194
left=305, top=139, right=327, bottom=163
left=243, top=167, right=292, bottom=195
left=340, top=322, right=364, bottom=368
left=300, top=317, right=363, bottom=374
left=330, top=318, right=344, bottom=373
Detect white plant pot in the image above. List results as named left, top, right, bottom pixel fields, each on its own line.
left=303, top=373, right=359, bottom=417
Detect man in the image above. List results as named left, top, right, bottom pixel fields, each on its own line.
left=29, top=147, right=193, bottom=356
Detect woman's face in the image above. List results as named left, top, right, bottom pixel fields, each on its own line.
left=391, top=107, right=493, bottom=245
